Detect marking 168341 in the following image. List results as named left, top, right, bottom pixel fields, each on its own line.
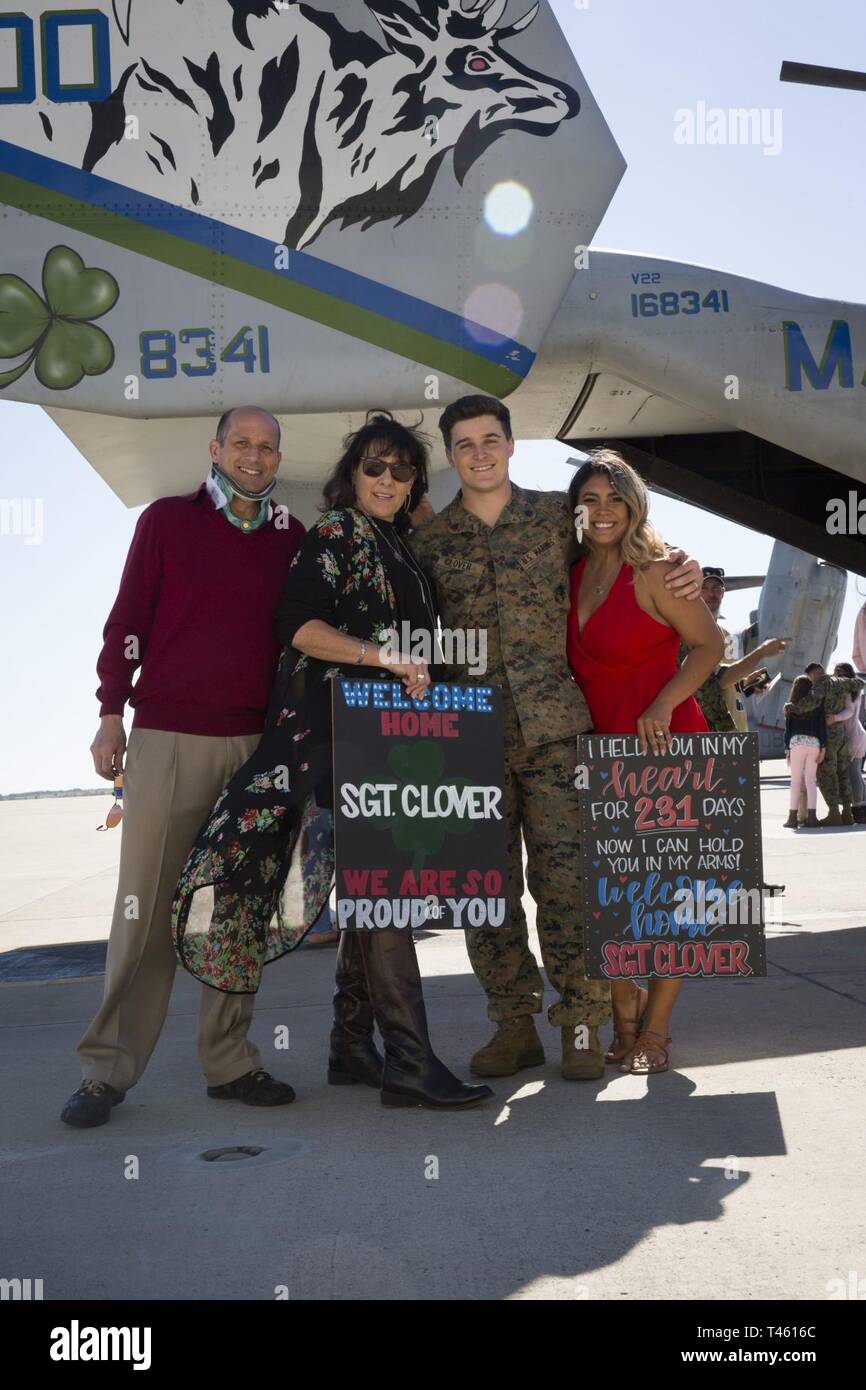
left=630, top=289, right=731, bottom=318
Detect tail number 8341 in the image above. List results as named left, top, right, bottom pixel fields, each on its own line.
left=140, top=327, right=271, bottom=380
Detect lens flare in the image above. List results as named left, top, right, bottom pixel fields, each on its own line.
left=484, top=181, right=534, bottom=236
left=463, top=283, right=524, bottom=345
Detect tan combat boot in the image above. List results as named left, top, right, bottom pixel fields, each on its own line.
left=470, top=1017, right=545, bottom=1077
left=561, top=1025, right=605, bottom=1081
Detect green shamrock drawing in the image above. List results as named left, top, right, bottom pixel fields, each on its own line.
left=372, top=742, right=474, bottom=871
left=0, top=246, right=119, bottom=391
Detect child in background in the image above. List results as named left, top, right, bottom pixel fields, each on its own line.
left=783, top=675, right=827, bottom=829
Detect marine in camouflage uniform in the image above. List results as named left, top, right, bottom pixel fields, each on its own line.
left=677, top=640, right=736, bottom=732
left=410, top=484, right=610, bottom=1032
left=784, top=673, right=865, bottom=812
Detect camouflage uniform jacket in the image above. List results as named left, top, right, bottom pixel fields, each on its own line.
left=677, top=640, right=736, bottom=732
left=409, top=484, right=591, bottom=748
left=783, top=673, right=865, bottom=719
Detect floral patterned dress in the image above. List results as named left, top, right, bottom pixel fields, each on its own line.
left=171, top=507, right=437, bottom=993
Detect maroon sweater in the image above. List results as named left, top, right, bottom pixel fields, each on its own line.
left=96, top=483, right=305, bottom=736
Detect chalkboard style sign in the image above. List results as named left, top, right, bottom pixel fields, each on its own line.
left=578, top=732, right=767, bottom=980
left=332, top=679, right=509, bottom=932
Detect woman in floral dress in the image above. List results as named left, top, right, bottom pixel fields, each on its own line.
left=172, top=413, right=491, bottom=1110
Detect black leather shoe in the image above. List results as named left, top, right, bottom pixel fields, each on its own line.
left=354, top=929, right=494, bottom=1110
left=207, top=1069, right=295, bottom=1106
left=61, top=1080, right=125, bottom=1129
left=328, top=931, right=384, bottom=1087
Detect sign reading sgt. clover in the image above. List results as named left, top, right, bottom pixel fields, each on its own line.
left=332, top=680, right=508, bottom=932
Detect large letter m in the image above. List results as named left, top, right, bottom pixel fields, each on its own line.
left=783, top=319, right=854, bottom=392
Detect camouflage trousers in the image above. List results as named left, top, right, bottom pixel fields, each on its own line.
left=817, top=723, right=855, bottom=806
left=465, top=735, right=610, bottom=1028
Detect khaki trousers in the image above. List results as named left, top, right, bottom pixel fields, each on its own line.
left=78, top=727, right=264, bottom=1092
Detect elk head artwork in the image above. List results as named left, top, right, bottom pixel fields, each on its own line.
left=63, top=1, right=581, bottom=249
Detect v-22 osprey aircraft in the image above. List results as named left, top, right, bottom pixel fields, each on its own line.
left=0, top=1, right=863, bottom=752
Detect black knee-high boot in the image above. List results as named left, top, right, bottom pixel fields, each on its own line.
left=353, top=929, right=493, bottom=1109
left=328, top=931, right=385, bottom=1087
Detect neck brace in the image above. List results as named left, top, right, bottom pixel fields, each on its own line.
left=210, top=462, right=278, bottom=504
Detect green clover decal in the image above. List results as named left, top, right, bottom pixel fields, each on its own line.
left=373, top=742, right=474, bottom=871
left=0, top=246, right=119, bottom=391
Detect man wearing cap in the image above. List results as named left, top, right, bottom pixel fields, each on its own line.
left=61, top=407, right=305, bottom=1129
left=680, top=568, right=789, bottom=731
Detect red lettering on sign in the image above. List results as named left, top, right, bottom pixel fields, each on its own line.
left=379, top=712, right=461, bottom=737
left=610, top=757, right=724, bottom=800
left=649, top=940, right=754, bottom=976
left=397, top=869, right=456, bottom=896
left=601, top=942, right=654, bottom=977
left=342, top=868, right=389, bottom=895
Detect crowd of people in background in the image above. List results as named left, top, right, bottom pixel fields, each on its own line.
left=783, top=661, right=866, bottom=827
left=681, top=569, right=866, bottom=830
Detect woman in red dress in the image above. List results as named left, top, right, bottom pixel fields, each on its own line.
left=566, top=451, right=724, bottom=1074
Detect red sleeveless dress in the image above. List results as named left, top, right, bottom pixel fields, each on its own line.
left=566, top=558, right=707, bottom=736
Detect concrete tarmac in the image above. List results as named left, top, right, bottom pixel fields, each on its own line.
left=1, top=763, right=864, bottom=1301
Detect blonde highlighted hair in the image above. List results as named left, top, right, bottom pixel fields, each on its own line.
left=567, top=448, right=667, bottom=569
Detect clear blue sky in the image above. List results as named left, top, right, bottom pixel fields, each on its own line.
left=2, top=0, right=865, bottom=794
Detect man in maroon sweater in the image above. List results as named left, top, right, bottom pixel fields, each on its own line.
left=62, top=407, right=305, bottom=1128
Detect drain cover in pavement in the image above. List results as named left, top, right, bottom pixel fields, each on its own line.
left=0, top=941, right=107, bottom=982
left=159, top=1138, right=309, bottom=1170
left=200, top=1147, right=267, bottom=1162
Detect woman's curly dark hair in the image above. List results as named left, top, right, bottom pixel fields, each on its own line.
left=321, top=410, right=430, bottom=531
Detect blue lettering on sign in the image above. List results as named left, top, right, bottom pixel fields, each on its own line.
left=0, top=9, right=111, bottom=104
left=783, top=319, right=857, bottom=392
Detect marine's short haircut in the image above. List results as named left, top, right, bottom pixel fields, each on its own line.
left=438, top=394, right=512, bottom=451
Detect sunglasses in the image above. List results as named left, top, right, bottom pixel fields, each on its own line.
left=360, top=456, right=417, bottom=483
left=702, top=567, right=725, bottom=580
left=96, top=775, right=124, bottom=831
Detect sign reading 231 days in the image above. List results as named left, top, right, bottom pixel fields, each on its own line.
left=578, top=732, right=767, bottom=980
left=332, top=680, right=509, bottom=932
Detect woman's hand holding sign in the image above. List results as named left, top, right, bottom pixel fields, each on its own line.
left=637, top=697, right=675, bottom=756
left=385, top=653, right=431, bottom=700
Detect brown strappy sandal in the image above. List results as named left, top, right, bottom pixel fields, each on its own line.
left=605, top=983, right=648, bottom=1064
left=622, top=1029, right=671, bottom=1075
